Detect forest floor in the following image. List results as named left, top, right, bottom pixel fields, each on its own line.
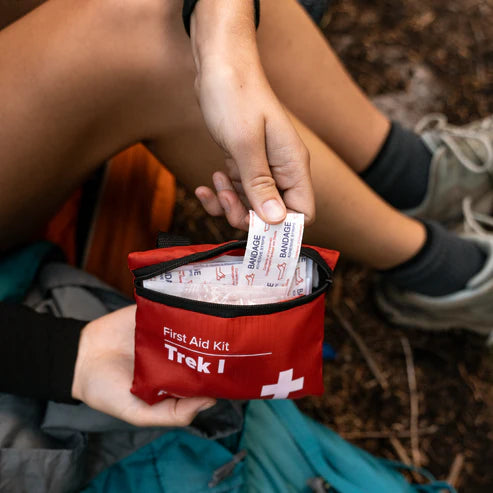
left=171, top=1, right=493, bottom=490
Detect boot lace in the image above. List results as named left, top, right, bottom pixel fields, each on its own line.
left=462, top=193, right=493, bottom=236
left=416, top=113, right=493, bottom=174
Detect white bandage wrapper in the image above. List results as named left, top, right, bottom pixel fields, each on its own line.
left=238, top=211, right=305, bottom=293
left=143, top=211, right=312, bottom=305
left=146, top=256, right=242, bottom=286
left=142, top=282, right=290, bottom=305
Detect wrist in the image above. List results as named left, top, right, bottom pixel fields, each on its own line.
left=190, top=0, right=258, bottom=70
left=71, top=321, right=92, bottom=401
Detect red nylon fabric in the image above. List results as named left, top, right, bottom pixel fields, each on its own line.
left=128, top=243, right=339, bottom=271
left=128, top=243, right=339, bottom=404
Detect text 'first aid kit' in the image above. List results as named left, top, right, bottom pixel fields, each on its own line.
left=128, top=212, right=339, bottom=404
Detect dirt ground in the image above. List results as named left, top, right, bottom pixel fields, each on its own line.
left=171, top=0, right=493, bottom=491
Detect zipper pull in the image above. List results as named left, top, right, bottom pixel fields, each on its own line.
left=307, top=477, right=334, bottom=492
left=208, top=449, right=247, bottom=488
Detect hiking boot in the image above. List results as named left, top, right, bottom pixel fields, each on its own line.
left=375, top=232, right=493, bottom=335
left=405, top=114, right=493, bottom=226
left=462, top=191, right=493, bottom=236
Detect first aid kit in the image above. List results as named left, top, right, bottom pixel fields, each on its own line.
left=128, top=212, right=339, bottom=404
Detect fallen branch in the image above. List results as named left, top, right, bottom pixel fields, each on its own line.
left=401, top=336, right=421, bottom=468
left=334, top=308, right=389, bottom=391
left=447, top=453, right=465, bottom=488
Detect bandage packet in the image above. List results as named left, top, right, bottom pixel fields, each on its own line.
left=239, top=210, right=305, bottom=292
left=143, top=212, right=314, bottom=305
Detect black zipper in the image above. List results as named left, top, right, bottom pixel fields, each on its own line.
left=133, top=240, right=333, bottom=318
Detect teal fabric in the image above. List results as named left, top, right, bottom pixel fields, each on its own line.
left=83, top=430, right=244, bottom=493
left=85, top=400, right=455, bottom=493
left=0, top=242, right=54, bottom=302
left=243, top=400, right=454, bottom=493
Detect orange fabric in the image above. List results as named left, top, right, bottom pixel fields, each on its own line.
left=44, top=144, right=176, bottom=297
left=84, top=144, right=176, bottom=297
left=43, top=189, right=81, bottom=266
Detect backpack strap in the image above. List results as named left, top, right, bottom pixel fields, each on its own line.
left=267, top=400, right=367, bottom=493
left=267, top=401, right=456, bottom=493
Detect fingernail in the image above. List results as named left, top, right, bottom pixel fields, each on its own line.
left=198, top=401, right=216, bottom=413
left=219, top=195, right=231, bottom=213
left=262, top=199, right=285, bottom=222
left=213, top=174, right=226, bottom=191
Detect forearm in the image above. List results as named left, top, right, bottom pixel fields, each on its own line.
left=186, top=0, right=312, bottom=225
left=0, top=303, right=85, bottom=403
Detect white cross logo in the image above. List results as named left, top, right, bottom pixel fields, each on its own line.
left=260, top=369, right=304, bottom=399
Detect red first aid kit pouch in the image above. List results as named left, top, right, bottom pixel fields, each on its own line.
left=128, top=235, right=339, bottom=404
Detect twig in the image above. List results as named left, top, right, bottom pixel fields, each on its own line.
left=390, top=437, right=412, bottom=466
left=334, top=308, right=389, bottom=391
left=390, top=436, right=423, bottom=484
left=341, top=425, right=438, bottom=440
left=458, top=363, right=484, bottom=402
left=401, top=336, right=421, bottom=468
left=447, top=453, right=465, bottom=488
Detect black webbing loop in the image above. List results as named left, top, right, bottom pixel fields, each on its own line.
left=156, top=232, right=192, bottom=249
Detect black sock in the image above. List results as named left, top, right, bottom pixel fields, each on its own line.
left=361, top=122, right=432, bottom=210
left=382, top=221, right=487, bottom=296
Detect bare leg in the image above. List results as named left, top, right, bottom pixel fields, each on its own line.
left=256, top=0, right=391, bottom=173
left=0, top=0, right=390, bottom=175
left=0, top=0, right=423, bottom=269
left=0, top=0, right=198, bottom=247
left=294, top=116, right=424, bottom=268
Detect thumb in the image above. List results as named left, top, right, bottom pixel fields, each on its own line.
left=142, top=397, right=216, bottom=427
left=173, top=397, right=216, bottom=424
left=230, top=128, right=286, bottom=224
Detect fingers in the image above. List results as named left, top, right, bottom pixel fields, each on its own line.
left=264, top=112, right=316, bottom=225
left=129, top=397, right=216, bottom=428
left=171, top=397, right=216, bottom=426
left=195, top=172, right=250, bottom=231
left=197, top=109, right=316, bottom=227
left=195, top=186, right=224, bottom=216
left=227, top=121, right=287, bottom=224
left=213, top=172, right=249, bottom=229
left=120, top=396, right=216, bottom=428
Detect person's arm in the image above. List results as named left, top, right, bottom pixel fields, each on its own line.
left=0, top=303, right=215, bottom=426
left=0, top=302, right=84, bottom=402
left=188, top=0, right=315, bottom=229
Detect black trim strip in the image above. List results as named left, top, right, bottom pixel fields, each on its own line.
left=135, top=281, right=330, bottom=318
left=132, top=242, right=333, bottom=318
left=133, top=241, right=248, bottom=281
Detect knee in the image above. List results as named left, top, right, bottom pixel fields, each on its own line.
left=81, top=0, right=196, bottom=134
left=95, top=0, right=177, bottom=27
left=89, top=0, right=189, bottom=77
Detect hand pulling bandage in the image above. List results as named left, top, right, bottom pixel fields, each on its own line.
left=128, top=213, right=339, bottom=404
